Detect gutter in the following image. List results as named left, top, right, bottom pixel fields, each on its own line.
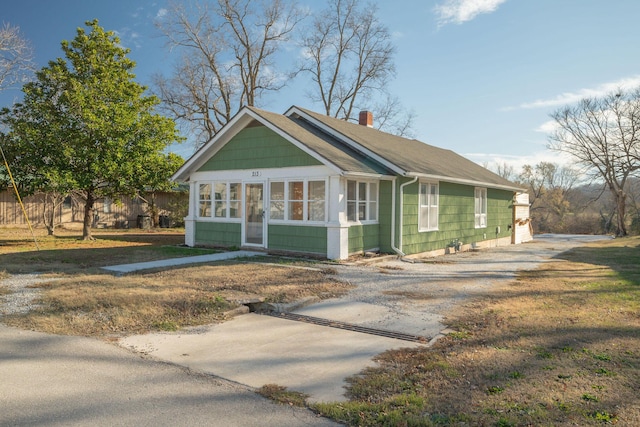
left=405, top=171, right=526, bottom=193
left=391, top=175, right=418, bottom=257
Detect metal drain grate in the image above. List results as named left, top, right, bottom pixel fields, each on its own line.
left=261, top=311, right=429, bottom=343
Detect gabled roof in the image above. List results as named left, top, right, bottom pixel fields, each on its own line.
left=287, top=106, right=523, bottom=191
left=173, top=105, right=524, bottom=192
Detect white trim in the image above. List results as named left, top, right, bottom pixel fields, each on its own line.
left=267, top=178, right=328, bottom=224
left=418, top=181, right=439, bottom=232
left=406, top=172, right=525, bottom=192
left=396, top=176, right=418, bottom=256
left=242, top=181, right=267, bottom=248
left=474, top=187, right=488, bottom=229
left=345, top=179, right=379, bottom=223
left=190, top=165, right=332, bottom=183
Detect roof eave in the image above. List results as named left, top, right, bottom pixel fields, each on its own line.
left=405, top=172, right=526, bottom=192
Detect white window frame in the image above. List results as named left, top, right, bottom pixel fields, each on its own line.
left=213, top=181, right=242, bottom=220
left=346, top=180, right=379, bottom=223
left=198, top=181, right=241, bottom=221
left=198, top=183, right=212, bottom=218
left=418, top=182, right=439, bottom=232
left=268, top=178, right=327, bottom=224
left=475, top=187, right=487, bottom=228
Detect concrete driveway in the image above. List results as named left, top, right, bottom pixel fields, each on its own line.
left=120, top=234, right=611, bottom=403
left=0, top=325, right=337, bottom=426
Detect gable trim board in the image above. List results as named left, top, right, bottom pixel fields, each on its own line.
left=173, top=105, right=528, bottom=260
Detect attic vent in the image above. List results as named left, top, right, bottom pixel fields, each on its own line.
left=359, top=110, right=373, bottom=127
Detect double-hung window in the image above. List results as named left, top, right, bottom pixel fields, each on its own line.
left=419, top=182, right=438, bottom=231
left=199, top=183, right=212, bottom=217
left=346, top=180, right=378, bottom=222
left=269, top=179, right=326, bottom=222
left=475, top=187, right=487, bottom=228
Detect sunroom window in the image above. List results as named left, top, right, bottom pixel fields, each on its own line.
left=202, top=181, right=241, bottom=219
left=269, top=179, right=326, bottom=222
left=199, top=183, right=212, bottom=217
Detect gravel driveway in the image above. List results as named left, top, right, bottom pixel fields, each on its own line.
left=301, top=234, right=613, bottom=338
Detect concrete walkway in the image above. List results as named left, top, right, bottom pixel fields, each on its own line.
left=102, top=250, right=262, bottom=274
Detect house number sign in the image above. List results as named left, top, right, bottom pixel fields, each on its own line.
left=251, top=171, right=262, bottom=177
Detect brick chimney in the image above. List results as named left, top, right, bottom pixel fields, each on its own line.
left=359, top=110, right=373, bottom=127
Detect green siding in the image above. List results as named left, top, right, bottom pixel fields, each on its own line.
left=400, top=181, right=514, bottom=255
left=348, top=224, right=380, bottom=254
left=377, top=180, right=393, bottom=253
left=195, top=222, right=241, bottom=247
left=268, top=225, right=327, bottom=255
left=198, top=126, right=322, bottom=171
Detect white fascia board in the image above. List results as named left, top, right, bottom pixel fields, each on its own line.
left=190, top=165, right=333, bottom=182
left=341, top=171, right=395, bottom=180
left=285, top=106, right=406, bottom=176
left=406, top=172, right=526, bottom=192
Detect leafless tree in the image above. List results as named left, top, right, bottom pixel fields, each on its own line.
left=297, top=0, right=399, bottom=123
left=0, top=22, right=34, bottom=94
left=519, top=162, right=581, bottom=233
left=155, top=0, right=304, bottom=148
left=548, top=88, right=640, bottom=236
left=486, top=161, right=517, bottom=181
left=371, top=93, right=416, bottom=138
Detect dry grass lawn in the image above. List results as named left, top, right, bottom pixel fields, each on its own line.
left=0, top=227, right=352, bottom=336
left=314, top=237, right=640, bottom=426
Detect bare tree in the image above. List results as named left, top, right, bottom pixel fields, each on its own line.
left=519, top=162, right=580, bottom=233
left=371, top=93, right=416, bottom=137
left=297, top=0, right=397, bottom=122
left=549, top=88, right=640, bottom=236
left=0, top=22, right=34, bottom=94
left=155, top=0, right=304, bottom=148
left=486, top=161, right=517, bottom=181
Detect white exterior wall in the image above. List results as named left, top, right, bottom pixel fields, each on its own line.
left=513, top=192, right=533, bottom=244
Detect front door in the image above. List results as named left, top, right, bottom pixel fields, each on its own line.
left=244, top=183, right=265, bottom=246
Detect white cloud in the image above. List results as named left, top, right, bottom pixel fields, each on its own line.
left=156, top=8, right=168, bottom=19
left=466, top=150, right=575, bottom=172
left=508, top=75, right=640, bottom=110
left=434, top=0, right=508, bottom=26
left=535, top=119, right=558, bottom=134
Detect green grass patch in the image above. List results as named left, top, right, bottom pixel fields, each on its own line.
left=257, top=384, right=309, bottom=407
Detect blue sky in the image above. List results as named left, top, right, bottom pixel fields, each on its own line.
left=3, top=0, right=640, bottom=171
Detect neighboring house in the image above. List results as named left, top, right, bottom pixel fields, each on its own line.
left=172, top=106, right=529, bottom=260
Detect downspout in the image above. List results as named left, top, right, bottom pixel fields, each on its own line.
left=391, top=175, right=418, bottom=257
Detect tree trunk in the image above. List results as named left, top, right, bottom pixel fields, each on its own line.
left=150, top=192, right=159, bottom=228
left=82, top=191, right=95, bottom=240
left=614, top=190, right=628, bottom=237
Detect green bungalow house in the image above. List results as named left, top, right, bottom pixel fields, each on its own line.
left=172, top=105, right=527, bottom=260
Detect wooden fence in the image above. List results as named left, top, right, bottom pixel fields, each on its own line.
left=0, top=189, right=188, bottom=228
